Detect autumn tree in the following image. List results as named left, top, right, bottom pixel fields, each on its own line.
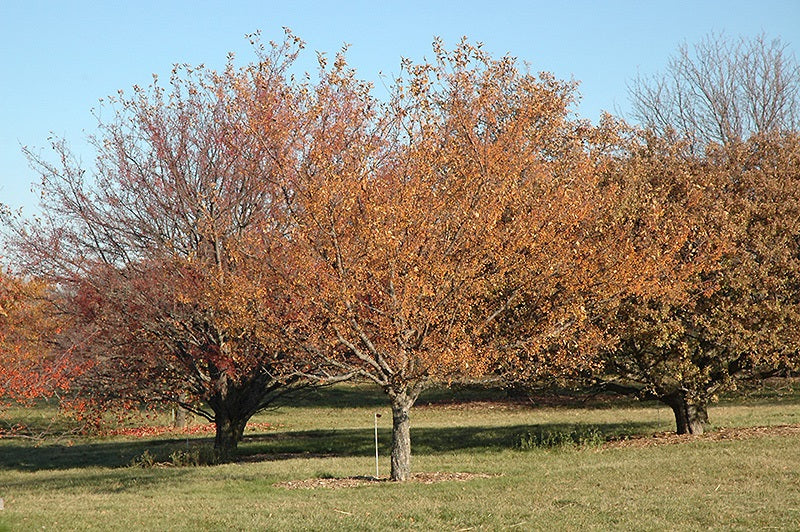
left=256, top=41, right=676, bottom=480
left=629, top=33, right=800, bottom=152
left=592, top=131, right=729, bottom=434
left=487, top=115, right=711, bottom=393
left=618, top=33, right=800, bottom=434
left=596, top=131, right=800, bottom=434
left=2, top=32, right=313, bottom=458
left=0, top=268, right=83, bottom=415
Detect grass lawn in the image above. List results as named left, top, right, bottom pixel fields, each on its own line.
left=1, top=383, right=800, bottom=530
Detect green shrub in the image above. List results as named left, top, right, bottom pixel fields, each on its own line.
left=130, top=445, right=218, bottom=468
left=169, top=446, right=218, bottom=467
left=129, top=449, right=157, bottom=468
left=517, top=425, right=604, bottom=450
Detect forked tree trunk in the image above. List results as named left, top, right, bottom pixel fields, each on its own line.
left=663, top=391, right=708, bottom=435
left=214, top=413, right=248, bottom=461
left=206, top=371, right=299, bottom=462
left=389, top=391, right=415, bottom=481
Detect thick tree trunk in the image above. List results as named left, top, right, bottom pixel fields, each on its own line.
left=213, top=413, right=248, bottom=461
left=206, top=370, right=300, bottom=462
left=663, top=392, right=708, bottom=435
left=389, top=391, right=414, bottom=481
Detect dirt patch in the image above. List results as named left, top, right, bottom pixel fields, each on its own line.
left=275, top=471, right=500, bottom=489
left=604, top=423, right=800, bottom=449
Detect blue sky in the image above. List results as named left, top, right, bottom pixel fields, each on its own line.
left=1, top=0, right=799, bottom=212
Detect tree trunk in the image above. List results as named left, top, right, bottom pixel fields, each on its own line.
left=173, top=393, right=188, bottom=429
left=214, top=413, right=247, bottom=461
left=663, top=391, right=708, bottom=435
left=389, top=391, right=414, bottom=481
left=172, top=406, right=187, bottom=429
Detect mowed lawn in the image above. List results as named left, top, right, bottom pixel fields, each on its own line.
left=1, top=385, right=800, bottom=531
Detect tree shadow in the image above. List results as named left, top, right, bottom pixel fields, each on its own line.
left=279, top=382, right=510, bottom=409
left=0, top=420, right=662, bottom=472
left=277, top=384, right=389, bottom=408
left=0, top=436, right=211, bottom=472
left=717, top=379, right=800, bottom=407
left=2, top=463, right=192, bottom=493
left=238, top=420, right=663, bottom=460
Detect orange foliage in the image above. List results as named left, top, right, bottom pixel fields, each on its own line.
left=0, top=269, right=87, bottom=406
left=244, top=40, right=693, bottom=479
left=2, top=32, right=310, bottom=454
left=593, top=131, right=800, bottom=434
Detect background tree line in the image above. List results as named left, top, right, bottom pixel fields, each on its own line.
left=1, top=30, right=798, bottom=481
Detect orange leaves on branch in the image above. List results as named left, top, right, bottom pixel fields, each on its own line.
left=593, top=130, right=800, bottom=435
left=9, top=30, right=790, bottom=457
left=252, top=37, right=641, bottom=401
left=1, top=33, right=318, bottom=454
left=0, top=270, right=85, bottom=406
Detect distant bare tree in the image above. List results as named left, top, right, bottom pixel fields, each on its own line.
left=629, top=33, right=800, bottom=150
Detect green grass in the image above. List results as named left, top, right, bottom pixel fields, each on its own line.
left=2, top=383, right=800, bottom=530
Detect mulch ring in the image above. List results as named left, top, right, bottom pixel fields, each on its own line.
left=604, top=423, right=800, bottom=449
left=275, top=471, right=500, bottom=490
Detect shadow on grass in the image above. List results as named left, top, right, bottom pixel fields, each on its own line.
left=0, top=436, right=212, bottom=472
left=237, top=420, right=662, bottom=460
left=717, top=378, right=800, bottom=407
left=282, top=382, right=687, bottom=411
left=0, top=420, right=661, bottom=472
left=278, top=384, right=388, bottom=408
left=2, top=463, right=193, bottom=494
left=280, top=382, right=511, bottom=409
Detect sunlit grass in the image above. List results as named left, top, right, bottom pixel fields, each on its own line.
left=2, top=383, right=800, bottom=530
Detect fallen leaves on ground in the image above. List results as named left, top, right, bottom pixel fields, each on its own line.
left=102, top=422, right=279, bottom=438
left=603, top=423, right=800, bottom=449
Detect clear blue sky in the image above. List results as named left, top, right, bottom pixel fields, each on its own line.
left=1, top=0, right=798, bottom=213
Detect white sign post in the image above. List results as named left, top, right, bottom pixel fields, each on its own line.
left=374, top=413, right=381, bottom=478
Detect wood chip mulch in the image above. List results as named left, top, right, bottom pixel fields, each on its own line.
left=275, top=471, right=500, bottom=490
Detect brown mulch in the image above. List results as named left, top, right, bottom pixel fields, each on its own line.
left=275, top=471, right=500, bottom=490
left=603, top=423, right=800, bottom=449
